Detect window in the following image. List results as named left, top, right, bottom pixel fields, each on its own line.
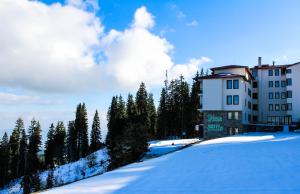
left=233, top=95, right=239, bottom=105
left=275, top=104, right=280, bottom=111
left=253, top=81, right=258, bottom=88
left=281, top=92, right=286, bottom=99
left=227, top=112, right=233, bottom=120
left=227, top=80, right=232, bottom=89
left=269, top=104, right=273, bottom=111
left=269, top=92, right=273, bottom=99
left=253, top=116, right=258, bottom=122
left=269, top=81, right=273, bottom=87
left=248, top=101, right=251, bottom=109
left=286, top=78, right=292, bottom=86
left=287, top=69, right=292, bottom=74
left=281, top=69, right=286, bottom=75
left=253, top=93, right=258, bottom=99
left=233, top=80, right=239, bottom=89
left=234, top=112, right=239, bottom=120
left=248, top=88, right=251, bottom=97
left=253, top=104, right=258, bottom=111
left=275, top=69, right=280, bottom=76
left=287, top=103, right=292, bottom=111
left=275, top=81, right=280, bottom=88
left=252, top=69, right=258, bottom=77
left=248, top=114, right=251, bottom=122
left=268, top=69, right=273, bottom=76
left=281, top=104, right=286, bottom=111
left=287, top=91, right=292, bottom=98
left=275, top=92, right=280, bottom=99
left=227, top=95, right=232, bottom=105
left=281, top=80, right=286, bottom=87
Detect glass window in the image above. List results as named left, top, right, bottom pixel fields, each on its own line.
left=233, top=80, right=239, bottom=89
left=275, top=104, right=280, bottom=111
left=234, top=112, right=239, bottom=120
left=269, top=81, right=273, bottom=87
left=281, top=104, right=286, bottom=111
left=268, top=69, right=273, bottom=76
left=286, top=78, right=292, bottom=86
left=248, top=114, right=251, bottom=122
left=248, top=89, right=251, bottom=97
left=253, top=81, right=258, bottom=88
left=269, top=104, right=273, bottom=111
left=287, top=103, right=292, bottom=110
left=275, top=81, right=280, bottom=87
left=287, top=69, right=292, bottom=74
left=227, top=112, right=232, bottom=120
left=281, top=80, right=286, bottom=87
left=281, top=92, right=286, bottom=99
left=233, top=95, right=239, bottom=105
left=227, top=95, right=232, bottom=105
left=287, top=91, right=292, bottom=98
left=275, top=69, right=280, bottom=76
left=248, top=101, right=251, bottom=109
left=253, top=104, right=258, bottom=110
left=281, top=69, right=286, bottom=75
left=275, top=92, right=280, bottom=99
left=253, top=93, right=258, bottom=99
left=269, top=92, right=273, bottom=99
left=227, top=80, right=232, bottom=89
left=253, top=116, right=258, bottom=122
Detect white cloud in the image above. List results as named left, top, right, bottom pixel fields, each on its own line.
left=187, top=20, right=199, bottom=27
left=170, top=4, right=186, bottom=20
left=0, top=92, right=62, bottom=105
left=0, top=1, right=210, bottom=92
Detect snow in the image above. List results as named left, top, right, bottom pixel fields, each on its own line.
left=41, top=132, right=300, bottom=194
left=0, top=149, right=109, bottom=194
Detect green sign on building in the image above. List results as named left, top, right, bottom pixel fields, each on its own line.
left=207, top=115, right=224, bottom=131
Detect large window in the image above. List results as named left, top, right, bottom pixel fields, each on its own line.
left=287, top=103, right=292, bottom=111
left=287, top=69, right=292, bottom=74
left=227, top=112, right=232, bottom=120
left=281, top=80, right=286, bottom=87
left=227, top=95, right=233, bottom=105
left=253, top=104, right=258, bottom=111
left=281, top=104, right=286, bottom=111
left=268, top=69, right=273, bottom=76
left=248, top=88, right=251, bottom=97
left=287, top=91, right=293, bottom=98
left=269, top=92, right=273, bottom=99
left=275, top=92, right=280, bottom=99
left=281, top=92, right=286, bottom=99
left=269, top=81, right=273, bottom=87
left=227, top=80, right=232, bottom=89
left=275, top=104, right=280, bottom=111
left=233, top=95, right=239, bottom=105
left=275, top=81, right=280, bottom=88
left=233, top=80, right=239, bottom=89
left=253, top=81, right=258, bottom=88
left=253, top=93, right=258, bottom=99
left=234, top=112, right=239, bottom=120
left=248, top=101, right=252, bottom=109
left=275, top=69, right=280, bottom=76
left=286, top=78, right=292, bottom=86
left=269, top=104, right=274, bottom=111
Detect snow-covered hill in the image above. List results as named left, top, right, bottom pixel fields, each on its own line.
left=41, top=133, right=300, bottom=194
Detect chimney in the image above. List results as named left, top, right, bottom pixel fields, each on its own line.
left=258, top=57, right=262, bottom=67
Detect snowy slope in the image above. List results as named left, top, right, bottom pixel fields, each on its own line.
left=42, top=133, right=300, bottom=194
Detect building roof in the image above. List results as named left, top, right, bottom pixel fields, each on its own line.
left=210, top=65, right=248, bottom=71
left=196, top=73, right=247, bottom=81
left=252, top=62, right=300, bottom=70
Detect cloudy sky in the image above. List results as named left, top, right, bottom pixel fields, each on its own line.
left=1, top=0, right=300, bottom=140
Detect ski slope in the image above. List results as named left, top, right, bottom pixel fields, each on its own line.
left=42, top=132, right=300, bottom=194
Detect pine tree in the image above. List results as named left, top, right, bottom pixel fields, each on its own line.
left=147, top=93, right=157, bottom=138
left=66, top=121, right=77, bottom=162
left=188, top=71, right=201, bottom=137
left=9, top=118, right=24, bottom=180
left=45, top=124, right=55, bottom=168
left=126, top=94, right=137, bottom=124
left=106, top=96, right=118, bottom=147
left=0, top=133, right=10, bottom=187
left=75, top=103, right=89, bottom=159
left=135, top=82, right=150, bottom=134
left=46, top=169, right=54, bottom=189
left=27, top=119, right=42, bottom=174
left=90, top=110, right=102, bottom=153
left=157, top=88, right=168, bottom=139
left=53, top=122, right=66, bottom=165
left=17, top=128, right=27, bottom=177
left=74, top=103, right=82, bottom=160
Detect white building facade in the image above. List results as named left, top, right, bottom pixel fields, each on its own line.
left=198, top=58, right=300, bottom=139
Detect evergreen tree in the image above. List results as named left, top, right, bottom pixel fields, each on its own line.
left=90, top=110, right=102, bottom=153
left=17, top=128, right=27, bottom=177
left=75, top=103, right=89, bottom=159
left=46, top=169, right=54, bottom=189
left=45, top=124, right=55, bottom=168
left=106, top=96, right=118, bottom=147
left=135, top=82, right=150, bottom=134
left=27, top=118, right=42, bottom=174
left=200, top=68, right=204, bottom=76
left=53, top=122, right=66, bottom=165
left=147, top=93, right=157, bottom=138
left=66, top=121, right=77, bottom=162
left=126, top=94, right=137, bottom=124
left=74, top=103, right=82, bottom=160
left=188, top=71, right=202, bottom=137
left=157, top=88, right=168, bottom=139
left=0, top=133, right=10, bottom=187
left=9, top=118, right=24, bottom=180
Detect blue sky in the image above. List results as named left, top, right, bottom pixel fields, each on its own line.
left=1, top=0, right=300, bottom=141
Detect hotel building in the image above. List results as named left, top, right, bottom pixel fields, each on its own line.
left=197, top=57, right=300, bottom=139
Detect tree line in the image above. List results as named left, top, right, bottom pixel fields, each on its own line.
left=0, top=70, right=205, bottom=193
left=0, top=104, right=103, bottom=193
